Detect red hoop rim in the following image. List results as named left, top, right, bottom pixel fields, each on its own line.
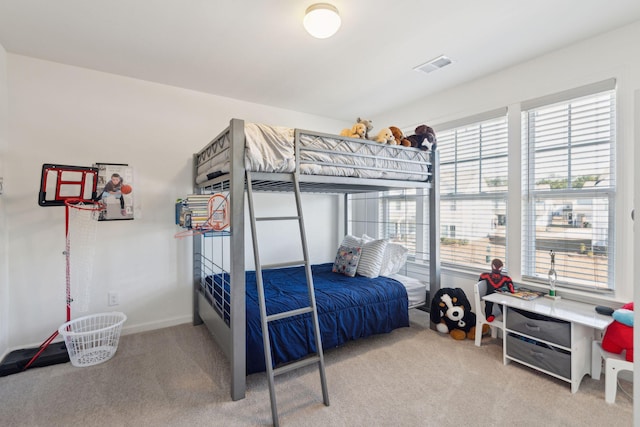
left=64, top=198, right=105, bottom=211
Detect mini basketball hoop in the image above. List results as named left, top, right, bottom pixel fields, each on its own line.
left=174, top=193, right=230, bottom=238
left=207, top=193, right=230, bottom=231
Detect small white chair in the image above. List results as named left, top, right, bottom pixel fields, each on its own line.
left=474, top=280, right=505, bottom=347
left=591, top=340, right=634, bottom=403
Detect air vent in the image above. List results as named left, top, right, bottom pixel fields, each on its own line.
left=414, top=55, right=452, bottom=74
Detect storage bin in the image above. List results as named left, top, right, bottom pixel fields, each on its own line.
left=507, top=307, right=571, bottom=347
left=506, top=333, right=571, bottom=379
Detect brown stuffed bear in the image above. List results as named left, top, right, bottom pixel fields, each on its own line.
left=406, top=125, right=437, bottom=150
left=389, top=126, right=412, bottom=147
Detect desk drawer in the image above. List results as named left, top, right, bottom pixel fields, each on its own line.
left=506, top=308, right=571, bottom=347
left=506, top=334, right=571, bottom=379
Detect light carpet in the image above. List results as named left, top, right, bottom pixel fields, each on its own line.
left=0, top=310, right=632, bottom=426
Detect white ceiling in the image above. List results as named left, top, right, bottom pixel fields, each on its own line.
left=1, top=1, right=640, bottom=121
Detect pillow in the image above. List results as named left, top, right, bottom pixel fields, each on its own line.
left=356, top=238, right=388, bottom=278
left=379, top=242, right=409, bottom=276
left=332, top=245, right=362, bottom=277
left=341, top=234, right=362, bottom=248
left=362, top=235, right=408, bottom=277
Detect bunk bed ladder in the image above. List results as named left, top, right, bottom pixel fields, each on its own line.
left=245, top=170, right=330, bottom=427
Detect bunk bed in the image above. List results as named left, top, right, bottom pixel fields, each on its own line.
left=191, top=119, right=440, bottom=401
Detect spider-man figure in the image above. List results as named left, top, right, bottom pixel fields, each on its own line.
left=479, top=259, right=514, bottom=322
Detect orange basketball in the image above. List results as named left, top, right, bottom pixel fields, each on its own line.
left=121, top=184, right=132, bottom=194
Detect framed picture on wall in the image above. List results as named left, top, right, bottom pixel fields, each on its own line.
left=94, top=163, right=134, bottom=221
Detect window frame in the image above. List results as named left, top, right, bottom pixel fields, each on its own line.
left=434, top=110, right=510, bottom=271
left=520, top=79, right=616, bottom=291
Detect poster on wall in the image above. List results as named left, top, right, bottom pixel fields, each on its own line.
left=94, top=163, right=134, bottom=221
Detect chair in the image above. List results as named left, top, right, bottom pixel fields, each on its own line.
left=473, top=280, right=505, bottom=347
left=591, top=340, right=634, bottom=403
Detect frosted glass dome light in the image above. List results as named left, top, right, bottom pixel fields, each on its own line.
left=303, top=3, right=341, bottom=39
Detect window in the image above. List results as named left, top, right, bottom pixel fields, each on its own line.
left=437, top=113, right=509, bottom=270
left=375, top=189, right=431, bottom=261
left=521, top=81, right=616, bottom=290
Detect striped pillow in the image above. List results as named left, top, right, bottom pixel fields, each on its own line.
left=340, top=234, right=362, bottom=248
left=356, top=238, right=388, bottom=278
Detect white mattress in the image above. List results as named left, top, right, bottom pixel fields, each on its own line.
left=388, top=273, right=428, bottom=308
left=196, top=123, right=431, bottom=184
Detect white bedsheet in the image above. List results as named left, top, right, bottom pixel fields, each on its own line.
left=388, top=273, right=428, bottom=308
left=196, top=123, right=431, bottom=184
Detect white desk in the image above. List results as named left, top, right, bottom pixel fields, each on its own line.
left=483, top=293, right=612, bottom=393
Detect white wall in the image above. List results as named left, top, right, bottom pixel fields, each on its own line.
left=376, top=21, right=640, bottom=306
left=0, top=43, right=8, bottom=356
left=3, top=54, right=347, bottom=353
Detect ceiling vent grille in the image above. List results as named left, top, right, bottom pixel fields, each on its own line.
left=414, top=55, right=452, bottom=74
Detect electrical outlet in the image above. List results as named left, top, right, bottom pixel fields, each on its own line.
left=108, top=291, right=119, bottom=306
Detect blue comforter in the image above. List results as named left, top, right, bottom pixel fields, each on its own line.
left=209, top=263, right=409, bottom=374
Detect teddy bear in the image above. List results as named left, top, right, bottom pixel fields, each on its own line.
left=601, top=302, right=633, bottom=362
left=388, top=126, right=412, bottom=147
left=372, top=127, right=395, bottom=144
left=357, top=117, right=374, bottom=139
left=405, top=124, right=437, bottom=151
left=430, top=287, right=489, bottom=340
left=340, top=122, right=367, bottom=139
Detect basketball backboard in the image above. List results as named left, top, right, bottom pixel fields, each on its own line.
left=38, top=164, right=99, bottom=207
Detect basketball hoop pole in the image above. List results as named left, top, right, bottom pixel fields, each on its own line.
left=23, top=198, right=103, bottom=370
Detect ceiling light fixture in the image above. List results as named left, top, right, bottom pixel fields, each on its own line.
left=303, top=3, right=341, bottom=39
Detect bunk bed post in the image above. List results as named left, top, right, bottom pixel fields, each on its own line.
left=229, top=118, right=247, bottom=401
left=192, top=153, right=204, bottom=326
left=428, top=150, right=441, bottom=331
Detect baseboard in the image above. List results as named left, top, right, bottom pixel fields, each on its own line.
left=119, top=315, right=193, bottom=336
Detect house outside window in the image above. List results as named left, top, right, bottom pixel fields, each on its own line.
left=436, top=113, right=509, bottom=270
left=521, top=80, right=616, bottom=290
left=364, top=80, right=616, bottom=296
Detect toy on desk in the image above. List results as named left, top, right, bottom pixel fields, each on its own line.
left=430, top=287, right=488, bottom=340
left=479, top=258, right=514, bottom=322
left=601, top=302, right=634, bottom=362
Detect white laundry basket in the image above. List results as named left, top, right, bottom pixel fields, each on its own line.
left=58, top=312, right=127, bottom=367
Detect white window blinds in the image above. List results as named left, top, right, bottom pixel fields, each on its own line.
left=521, top=83, right=616, bottom=290
left=438, top=114, right=509, bottom=270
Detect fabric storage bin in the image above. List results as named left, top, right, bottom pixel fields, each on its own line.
left=506, top=307, right=571, bottom=347
left=506, top=333, right=571, bottom=379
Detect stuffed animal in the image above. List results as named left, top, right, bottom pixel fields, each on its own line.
left=373, top=127, right=395, bottom=144
left=479, top=258, right=515, bottom=322
left=357, top=117, right=374, bottom=139
left=388, top=126, right=411, bottom=147
left=340, top=123, right=367, bottom=139
left=430, top=287, right=487, bottom=340
left=601, top=302, right=633, bottom=362
left=406, top=124, right=437, bottom=151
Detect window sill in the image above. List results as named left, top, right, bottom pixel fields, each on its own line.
left=408, top=261, right=628, bottom=309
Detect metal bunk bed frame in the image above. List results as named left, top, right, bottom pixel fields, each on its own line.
left=191, top=118, right=440, bottom=401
